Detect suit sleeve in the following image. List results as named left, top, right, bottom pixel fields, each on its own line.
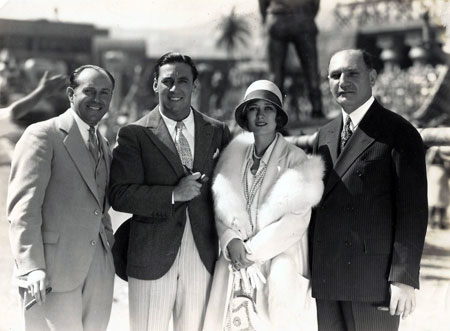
left=7, top=125, right=53, bottom=276
left=108, top=125, right=173, bottom=218
left=389, top=124, right=428, bottom=289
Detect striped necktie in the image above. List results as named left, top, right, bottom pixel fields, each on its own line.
left=88, top=126, right=100, bottom=163
left=175, top=121, right=193, bottom=170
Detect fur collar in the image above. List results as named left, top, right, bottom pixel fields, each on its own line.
left=212, top=133, right=324, bottom=231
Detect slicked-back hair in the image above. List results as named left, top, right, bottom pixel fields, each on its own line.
left=69, top=64, right=115, bottom=89
left=153, top=52, right=198, bottom=82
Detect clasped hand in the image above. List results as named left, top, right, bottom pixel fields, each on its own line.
left=173, top=172, right=202, bottom=202
left=227, top=238, right=254, bottom=270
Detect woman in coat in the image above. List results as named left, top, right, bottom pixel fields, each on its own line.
left=203, top=80, right=324, bottom=331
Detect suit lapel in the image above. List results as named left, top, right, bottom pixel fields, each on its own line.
left=325, top=117, right=342, bottom=166
left=192, top=109, right=214, bottom=173
left=322, top=102, right=380, bottom=199
left=57, top=110, right=101, bottom=206
left=144, top=107, right=185, bottom=177
left=99, top=133, right=111, bottom=180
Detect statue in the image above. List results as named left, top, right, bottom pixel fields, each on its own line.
left=259, top=0, right=323, bottom=118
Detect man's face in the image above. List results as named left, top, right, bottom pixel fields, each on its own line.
left=153, top=62, right=195, bottom=121
left=328, top=50, right=377, bottom=114
left=67, top=68, right=113, bottom=126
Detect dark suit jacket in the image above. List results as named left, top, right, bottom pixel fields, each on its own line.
left=109, top=106, right=231, bottom=280
left=310, top=100, right=428, bottom=302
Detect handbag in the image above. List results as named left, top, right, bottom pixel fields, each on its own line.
left=225, top=269, right=260, bottom=331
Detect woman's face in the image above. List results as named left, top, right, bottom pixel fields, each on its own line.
left=245, top=99, right=278, bottom=135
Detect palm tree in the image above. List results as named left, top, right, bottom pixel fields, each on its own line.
left=216, top=7, right=251, bottom=58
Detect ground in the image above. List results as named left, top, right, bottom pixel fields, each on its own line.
left=1, top=163, right=450, bottom=331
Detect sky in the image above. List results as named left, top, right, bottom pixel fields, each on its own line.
left=0, top=0, right=264, bottom=30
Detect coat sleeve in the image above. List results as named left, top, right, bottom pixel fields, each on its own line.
left=108, top=125, right=173, bottom=218
left=245, top=210, right=311, bottom=262
left=7, top=125, right=53, bottom=276
left=388, top=123, right=428, bottom=289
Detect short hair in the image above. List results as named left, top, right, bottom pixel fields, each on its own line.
left=153, top=52, right=198, bottom=82
left=69, top=65, right=115, bottom=89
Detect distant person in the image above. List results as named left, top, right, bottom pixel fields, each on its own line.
left=426, top=146, right=450, bottom=229
left=8, top=65, right=116, bottom=331
left=310, top=49, right=428, bottom=330
left=109, top=52, right=231, bottom=331
left=259, top=0, right=323, bottom=117
left=0, top=71, right=66, bottom=165
left=203, top=80, right=324, bottom=330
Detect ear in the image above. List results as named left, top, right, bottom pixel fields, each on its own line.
left=153, top=80, right=158, bottom=93
left=66, top=87, right=74, bottom=102
left=369, top=69, right=377, bottom=86
left=193, top=79, right=199, bottom=90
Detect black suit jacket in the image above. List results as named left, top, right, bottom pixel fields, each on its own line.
left=109, top=106, right=231, bottom=280
left=310, top=100, right=428, bottom=302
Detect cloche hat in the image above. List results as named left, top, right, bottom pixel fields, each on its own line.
left=234, top=80, right=288, bottom=130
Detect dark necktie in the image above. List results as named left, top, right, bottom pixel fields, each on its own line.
left=88, top=126, right=100, bottom=163
left=340, top=115, right=353, bottom=152
left=175, top=121, right=193, bottom=170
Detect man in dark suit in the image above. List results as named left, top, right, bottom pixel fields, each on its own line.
left=310, top=49, right=428, bottom=330
left=109, top=52, right=231, bottom=331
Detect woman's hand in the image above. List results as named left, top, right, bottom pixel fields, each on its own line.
left=227, top=238, right=254, bottom=270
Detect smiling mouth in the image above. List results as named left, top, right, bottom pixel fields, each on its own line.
left=255, top=122, right=267, bottom=126
left=169, top=96, right=182, bottom=101
left=87, top=105, right=102, bottom=111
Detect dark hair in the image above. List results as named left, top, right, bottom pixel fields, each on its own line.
left=69, top=65, right=115, bottom=89
left=240, top=102, right=285, bottom=132
left=153, top=52, right=198, bottom=82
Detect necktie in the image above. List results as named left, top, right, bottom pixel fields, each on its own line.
left=175, top=121, right=193, bottom=170
left=340, top=115, right=353, bottom=152
left=88, top=126, right=100, bottom=163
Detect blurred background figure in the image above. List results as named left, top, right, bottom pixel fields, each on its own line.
left=259, top=0, right=323, bottom=118
left=0, top=64, right=67, bottom=165
left=427, top=146, right=450, bottom=230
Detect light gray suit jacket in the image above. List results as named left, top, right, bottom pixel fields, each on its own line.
left=8, top=109, right=114, bottom=292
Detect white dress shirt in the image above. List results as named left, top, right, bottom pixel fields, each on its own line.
left=71, top=108, right=99, bottom=149
left=159, top=108, right=195, bottom=157
left=341, top=96, right=375, bottom=131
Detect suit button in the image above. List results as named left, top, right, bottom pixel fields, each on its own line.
left=91, top=240, right=96, bottom=246
left=356, top=170, right=363, bottom=177
left=345, top=241, right=352, bottom=247
left=94, top=210, right=100, bottom=215
left=347, top=261, right=351, bottom=265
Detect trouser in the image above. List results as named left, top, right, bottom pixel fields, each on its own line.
left=316, top=300, right=400, bottom=331
left=128, top=218, right=212, bottom=331
left=20, top=234, right=115, bottom=331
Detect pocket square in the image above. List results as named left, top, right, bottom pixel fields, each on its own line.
left=213, top=148, right=220, bottom=159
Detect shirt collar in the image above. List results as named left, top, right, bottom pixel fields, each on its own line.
left=71, top=108, right=99, bottom=146
left=159, top=107, right=195, bottom=138
left=341, top=96, right=374, bottom=130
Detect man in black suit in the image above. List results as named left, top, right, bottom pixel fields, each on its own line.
left=109, top=52, right=230, bottom=331
left=310, top=49, right=428, bottom=330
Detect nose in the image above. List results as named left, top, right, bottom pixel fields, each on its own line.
left=339, top=73, right=350, bottom=87
left=256, top=108, right=264, bottom=118
left=169, top=84, right=177, bottom=92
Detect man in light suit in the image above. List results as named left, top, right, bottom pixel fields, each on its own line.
left=8, top=65, right=116, bottom=331
left=310, top=49, right=428, bottom=330
left=109, top=52, right=230, bottom=331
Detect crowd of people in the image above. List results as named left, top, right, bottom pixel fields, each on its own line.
left=5, top=49, right=432, bottom=331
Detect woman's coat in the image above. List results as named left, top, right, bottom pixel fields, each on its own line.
left=203, top=133, right=324, bottom=331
